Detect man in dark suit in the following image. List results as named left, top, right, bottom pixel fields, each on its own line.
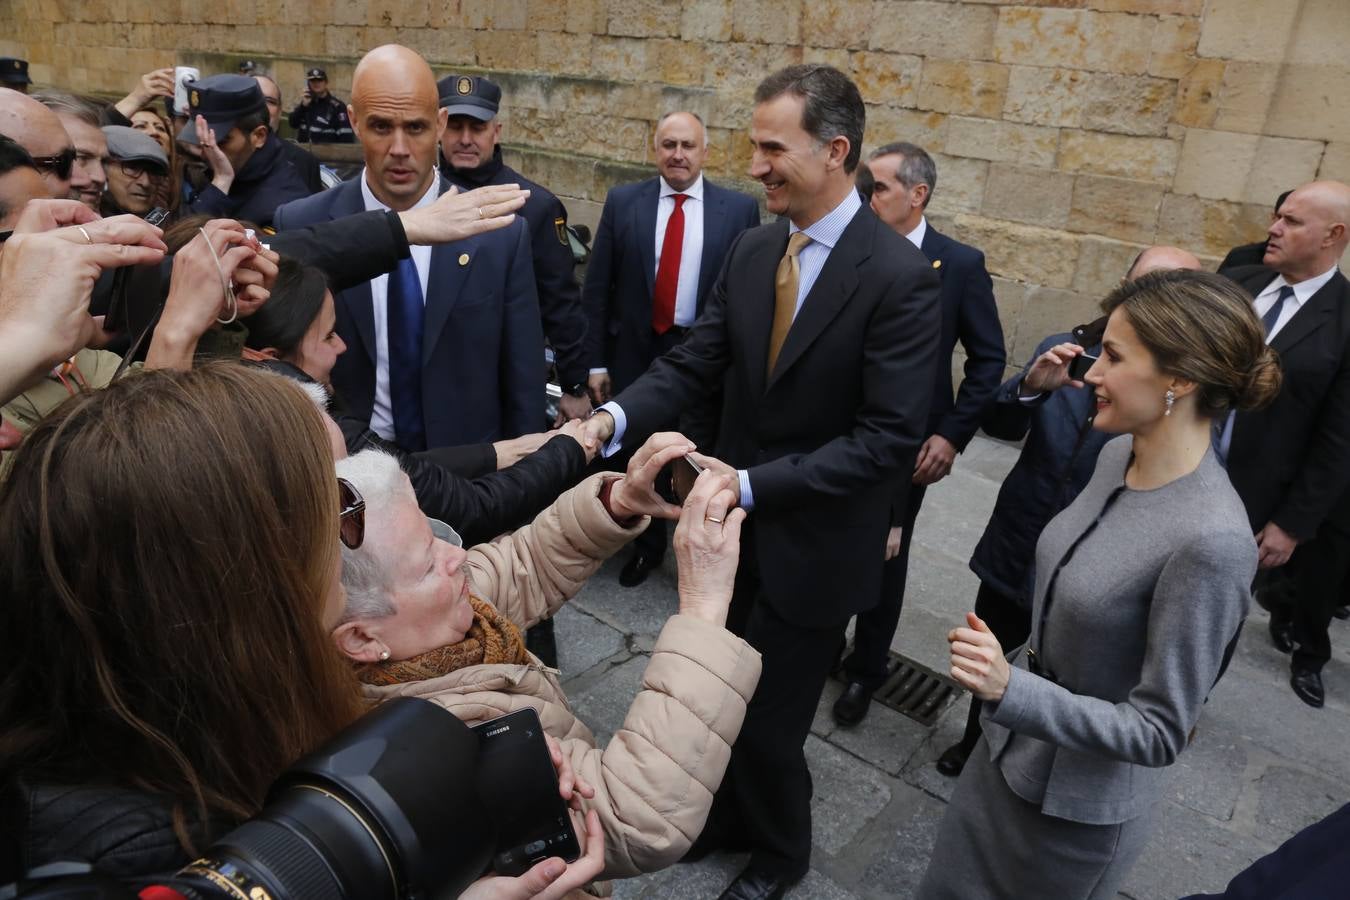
left=439, top=74, right=594, bottom=425
left=582, top=65, right=941, bottom=899
left=582, top=110, right=760, bottom=586
left=273, top=45, right=543, bottom=451
left=834, top=141, right=1006, bottom=726
left=1220, top=180, right=1350, bottom=708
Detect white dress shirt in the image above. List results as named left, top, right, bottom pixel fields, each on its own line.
left=903, top=215, right=927, bottom=251
left=657, top=174, right=706, bottom=328
left=359, top=171, right=439, bottom=441
left=1215, top=263, right=1340, bottom=462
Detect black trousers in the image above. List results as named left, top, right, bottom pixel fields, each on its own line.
left=955, top=581, right=1033, bottom=751
left=702, top=542, right=848, bottom=879
left=842, top=483, right=927, bottom=689
left=1270, top=514, right=1350, bottom=673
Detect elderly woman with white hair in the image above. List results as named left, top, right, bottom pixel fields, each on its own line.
left=331, top=432, right=761, bottom=885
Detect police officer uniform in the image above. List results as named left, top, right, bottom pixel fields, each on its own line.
left=178, top=75, right=314, bottom=228
left=287, top=67, right=355, bottom=144
left=0, top=58, right=32, bottom=93
left=438, top=75, right=590, bottom=403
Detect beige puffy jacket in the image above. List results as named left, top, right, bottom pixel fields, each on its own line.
left=362, top=473, right=762, bottom=882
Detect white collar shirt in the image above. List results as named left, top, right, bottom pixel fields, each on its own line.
left=359, top=170, right=440, bottom=441
left=1255, top=264, right=1340, bottom=340
left=903, top=215, right=927, bottom=251
left=655, top=174, right=706, bottom=328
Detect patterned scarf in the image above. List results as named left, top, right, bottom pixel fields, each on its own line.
left=355, top=595, right=529, bottom=686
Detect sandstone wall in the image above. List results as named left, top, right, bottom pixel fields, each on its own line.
left=6, top=0, right=1350, bottom=374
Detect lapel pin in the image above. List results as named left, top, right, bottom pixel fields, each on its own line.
left=933, top=259, right=942, bottom=269
left=458, top=253, right=470, bottom=266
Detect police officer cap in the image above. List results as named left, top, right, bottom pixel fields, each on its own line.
left=101, top=126, right=169, bottom=175
left=306, top=67, right=327, bottom=81
left=0, top=58, right=31, bottom=86
left=438, top=74, right=500, bottom=121
left=176, top=74, right=268, bottom=146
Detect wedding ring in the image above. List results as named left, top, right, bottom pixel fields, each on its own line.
left=476, top=207, right=483, bottom=219
left=706, top=515, right=724, bottom=524
left=77, top=226, right=93, bottom=244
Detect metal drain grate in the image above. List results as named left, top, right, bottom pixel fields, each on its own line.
left=835, top=653, right=962, bottom=727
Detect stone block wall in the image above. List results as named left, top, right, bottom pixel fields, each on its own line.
left=6, top=0, right=1350, bottom=375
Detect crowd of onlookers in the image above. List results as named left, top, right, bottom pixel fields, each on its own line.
left=1, top=43, right=1349, bottom=900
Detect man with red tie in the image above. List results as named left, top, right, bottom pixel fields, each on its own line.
left=583, top=110, right=760, bottom=586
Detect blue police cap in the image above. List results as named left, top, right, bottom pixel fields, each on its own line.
left=437, top=74, right=500, bottom=121
left=177, top=74, right=268, bottom=145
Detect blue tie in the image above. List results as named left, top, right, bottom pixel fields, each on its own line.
left=1262, top=285, right=1295, bottom=336
left=386, top=256, right=425, bottom=451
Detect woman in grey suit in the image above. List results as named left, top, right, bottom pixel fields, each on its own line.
left=918, top=270, right=1283, bottom=900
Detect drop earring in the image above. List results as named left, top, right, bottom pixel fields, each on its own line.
left=379, top=650, right=390, bottom=661
left=1164, top=389, right=1175, bottom=416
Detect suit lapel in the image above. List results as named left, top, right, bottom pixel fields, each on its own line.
left=421, top=179, right=475, bottom=365
left=1270, top=274, right=1343, bottom=356
left=697, top=182, right=727, bottom=309
left=766, top=207, right=870, bottom=390
left=331, top=182, right=378, bottom=364
left=636, top=179, right=660, bottom=300
left=745, top=222, right=790, bottom=398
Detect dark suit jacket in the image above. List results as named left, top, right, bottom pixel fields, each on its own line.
left=918, top=225, right=1007, bottom=448
left=273, top=176, right=544, bottom=447
left=611, top=202, right=941, bottom=627
left=1225, top=265, right=1350, bottom=539
left=582, top=176, right=761, bottom=392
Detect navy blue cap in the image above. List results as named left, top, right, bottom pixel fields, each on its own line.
left=177, top=74, right=268, bottom=145
left=0, top=58, right=31, bottom=86
left=306, top=67, right=327, bottom=80
left=438, top=74, right=500, bottom=121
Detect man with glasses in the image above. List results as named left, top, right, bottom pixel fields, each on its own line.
left=34, top=91, right=108, bottom=213
left=100, top=126, right=167, bottom=216
left=0, top=136, right=49, bottom=234
left=0, top=90, right=75, bottom=200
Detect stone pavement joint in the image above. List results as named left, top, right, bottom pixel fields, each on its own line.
left=559, top=435, right=1350, bottom=899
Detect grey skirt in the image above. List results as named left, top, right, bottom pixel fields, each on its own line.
left=915, top=737, right=1154, bottom=900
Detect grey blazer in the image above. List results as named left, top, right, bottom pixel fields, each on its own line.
left=982, top=436, right=1255, bottom=825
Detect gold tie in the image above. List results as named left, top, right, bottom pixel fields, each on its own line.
left=767, top=231, right=812, bottom=378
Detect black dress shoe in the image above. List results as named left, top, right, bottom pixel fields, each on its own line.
left=935, top=741, right=974, bottom=777
left=1269, top=617, right=1296, bottom=654
left=1291, top=668, right=1325, bottom=708
left=618, top=551, right=662, bottom=587
left=1334, top=605, right=1350, bottom=621
left=716, top=866, right=798, bottom=900
left=832, top=681, right=874, bottom=727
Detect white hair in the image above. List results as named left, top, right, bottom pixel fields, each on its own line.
left=333, top=448, right=409, bottom=622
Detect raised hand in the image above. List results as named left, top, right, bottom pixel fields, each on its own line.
left=673, top=468, right=747, bottom=627
left=399, top=183, right=529, bottom=246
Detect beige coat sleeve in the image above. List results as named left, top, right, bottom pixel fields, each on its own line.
left=563, top=614, right=762, bottom=878
left=465, top=473, right=647, bottom=631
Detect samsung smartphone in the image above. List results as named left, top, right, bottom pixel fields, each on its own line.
left=670, top=452, right=705, bottom=503
left=472, top=708, right=581, bottom=876
left=1067, top=352, right=1099, bottom=382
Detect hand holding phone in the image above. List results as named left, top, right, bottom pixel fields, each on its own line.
left=670, top=452, right=704, bottom=504
left=1066, top=351, right=1099, bottom=383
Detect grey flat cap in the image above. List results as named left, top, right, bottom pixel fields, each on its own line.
left=101, top=125, right=169, bottom=174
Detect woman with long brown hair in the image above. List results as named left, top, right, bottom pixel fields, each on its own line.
left=0, top=364, right=602, bottom=898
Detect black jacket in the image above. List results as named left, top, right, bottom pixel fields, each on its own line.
left=286, top=93, right=354, bottom=143
left=184, top=132, right=313, bottom=228
left=968, top=333, right=1116, bottom=606
left=443, top=147, right=590, bottom=390
left=0, top=778, right=222, bottom=886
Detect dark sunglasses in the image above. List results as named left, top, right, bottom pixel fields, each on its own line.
left=31, top=147, right=76, bottom=181
left=338, top=477, right=365, bottom=550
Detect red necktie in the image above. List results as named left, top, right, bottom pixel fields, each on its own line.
left=652, top=193, right=686, bottom=335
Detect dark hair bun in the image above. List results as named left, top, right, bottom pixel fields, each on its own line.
left=1236, top=346, right=1282, bottom=411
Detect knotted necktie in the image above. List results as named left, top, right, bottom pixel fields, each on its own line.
left=766, top=231, right=812, bottom=378
left=386, top=256, right=426, bottom=452
left=652, top=193, right=686, bottom=335
left=1262, top=285, right=1295, bottom=336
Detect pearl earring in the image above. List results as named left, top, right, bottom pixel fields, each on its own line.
left=1164, top=389, right=1175, bottom=416
left=379, top=650, right=390, bottom=661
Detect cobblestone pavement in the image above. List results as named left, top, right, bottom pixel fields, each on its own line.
left=553, top=435, right=1350, bottom=899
